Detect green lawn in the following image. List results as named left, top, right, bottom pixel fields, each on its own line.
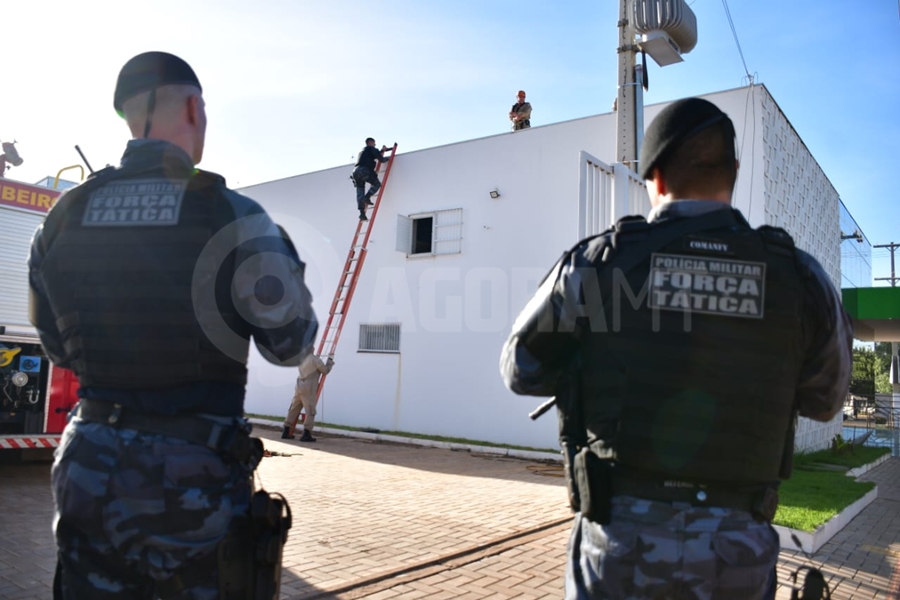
left=773, top=446, right=890, bottom=532
left=793, top=446, right=889, bottom=470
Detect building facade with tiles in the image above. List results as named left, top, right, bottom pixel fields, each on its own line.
left=239, top=83, right=864, bottom=454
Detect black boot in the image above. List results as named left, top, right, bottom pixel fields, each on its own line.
left=299, top=430, right=317, bottom=442
left=359, top=212, right=368, bottom=221
left=281, top=426, right=295, bottom=439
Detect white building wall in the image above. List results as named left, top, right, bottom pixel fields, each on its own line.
left=241, top=114, right=623, bottom=449
left=239, top=86, right=843, bottom=451
left=757, top=85, right=845, bottom=452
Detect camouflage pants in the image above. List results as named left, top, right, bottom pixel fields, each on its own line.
left=353, top=166, right=381, bottom=209
left=51, top=417, right=254, bottom=599
left=565, top=496, right=779, bottom=600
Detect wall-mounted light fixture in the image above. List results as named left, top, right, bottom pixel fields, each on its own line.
left=489, top=188, right=500, bottom=199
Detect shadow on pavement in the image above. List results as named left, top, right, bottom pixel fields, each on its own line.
left=252, top=425, right=566, bottom=488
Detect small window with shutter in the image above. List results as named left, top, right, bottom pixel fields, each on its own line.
left=396, top=208, right=462, bottom=257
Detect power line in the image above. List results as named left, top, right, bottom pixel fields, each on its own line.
left=722, top=0, right=751, bottom=80
left=722, top=0, right=756, bottom=226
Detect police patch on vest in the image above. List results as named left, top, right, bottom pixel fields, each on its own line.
left=82, top=179, right=187, bottom=226
left=648, top=253, right=766, bottom=319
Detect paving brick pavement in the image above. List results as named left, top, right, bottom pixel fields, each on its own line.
left=255, top=430, right=571, bottom=599
left=0, top=429, right=898, bottom=600
left=769, top=456, right=900, bottom=600
left=0, top=459, right=56, bottom=600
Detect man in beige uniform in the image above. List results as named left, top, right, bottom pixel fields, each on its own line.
left=282, top=354, right=334, bottom=441
left=509, top=90, right=532, bottom=131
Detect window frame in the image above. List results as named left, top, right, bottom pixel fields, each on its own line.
left=358, top=323, right=401, bottom=354
left=396, top=208, right=463, bottom=258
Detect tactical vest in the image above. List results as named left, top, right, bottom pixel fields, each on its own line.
left=580, top=214, right=803, bottom=485
left=355, top=146, right=380, bottom=171
left=38, top=162, right=251, bottom=390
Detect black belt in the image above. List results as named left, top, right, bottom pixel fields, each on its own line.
left=613, top=473, right=778, bottom=521
left=75, top=399, right=261, bottom=465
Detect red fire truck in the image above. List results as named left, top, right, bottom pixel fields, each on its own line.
left=0, top=172, right=81, bottom=459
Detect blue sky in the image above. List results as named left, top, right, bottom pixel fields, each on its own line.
left=5, top=0, right=899, bottom=283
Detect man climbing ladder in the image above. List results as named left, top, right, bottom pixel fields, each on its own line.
left=285, top=142, right=399, bottom=438
left=351, top=138, right=391, bottom=221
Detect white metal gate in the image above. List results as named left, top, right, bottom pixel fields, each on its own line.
left=578, top=152, right=650, bottom=239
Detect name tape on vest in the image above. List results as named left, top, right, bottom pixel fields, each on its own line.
left=686, top=238, right=731, bottom=253
left=82, top=179, right=187, bottom=226
left=648, top=252, right=766, bottom=319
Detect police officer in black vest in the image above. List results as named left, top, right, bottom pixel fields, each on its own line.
left=351, top=137, right=389, bottom=221
left=29, top=51, right=318, bottom=598
left=500, top=98, right=853, bottom=599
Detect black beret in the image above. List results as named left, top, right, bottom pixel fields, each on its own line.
left=113, top=51, right=202, bottom=114
left=639, top=97, right=735, bottom=180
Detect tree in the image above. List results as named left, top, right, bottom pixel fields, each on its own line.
left=874, top=342, right=892, bottom=374
left=852, top=347, right=876, bottom=380
left=851, top=347, right=877, bottom=397
left=852, top=344, right=893, bottom=394
left=872, top=342, right=893, bottom=394
left=875, top=371, right=891, bottom=394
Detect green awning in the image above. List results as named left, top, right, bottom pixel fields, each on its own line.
left=842, top=287, right=900, bottom=341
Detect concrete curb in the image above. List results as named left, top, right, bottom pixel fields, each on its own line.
left=773, top=453, right=888, bottom=554
left=773, top=486, right=878, bottom=555
left=846, top=453, right=890, bottom=478
left=248, top=418, right=561, bottom=463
